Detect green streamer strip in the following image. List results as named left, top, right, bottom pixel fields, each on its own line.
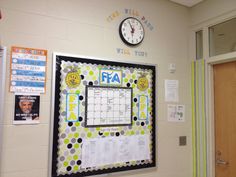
left=196, top=61, right=200, bottom=177
left=191, top=61, right=197, bottom=177
left=201, top=60, right=207, bottom=177
left=192, top=59, right=207, bottom=177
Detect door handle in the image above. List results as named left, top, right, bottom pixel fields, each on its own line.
left=216, top=159, right=229, bottom=165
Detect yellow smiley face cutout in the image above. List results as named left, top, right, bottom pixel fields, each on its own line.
left=137, top=76, right=149, bottom=91
left=65, top=72, right=81, bottom=88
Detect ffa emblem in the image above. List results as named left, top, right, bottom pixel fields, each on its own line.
left=65, top=66, right=81, bottom=88
left=137, top=72, right=149, bottom=91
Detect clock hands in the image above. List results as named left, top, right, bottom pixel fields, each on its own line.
left=128, top=21, right=135, bottom=37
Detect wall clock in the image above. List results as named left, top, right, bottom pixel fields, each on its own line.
left=119, top=17, right=145, bottom=46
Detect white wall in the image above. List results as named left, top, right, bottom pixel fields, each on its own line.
left=190, top=0, right=236, bottom=26
left=0, top=0, right=192, bottom=177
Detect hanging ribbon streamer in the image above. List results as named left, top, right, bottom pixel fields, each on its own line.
left=191, top=60, right=207, bottom=177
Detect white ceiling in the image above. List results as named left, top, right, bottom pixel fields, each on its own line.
left=170, top=0, right=204, bottom=7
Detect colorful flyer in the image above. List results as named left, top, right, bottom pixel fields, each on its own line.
left=10, top=46, right=47, bottom=93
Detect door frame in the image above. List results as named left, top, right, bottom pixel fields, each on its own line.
left=206, top=54, right=236, bottom=177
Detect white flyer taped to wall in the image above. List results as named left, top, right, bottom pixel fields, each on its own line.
left=165, top=80, right=179, bottom=102
left=167, top=104, right=185, bottom=122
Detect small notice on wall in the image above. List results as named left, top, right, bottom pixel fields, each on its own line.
left=165, top=80, right=179, bottom=102
left=14, top=93, right=40, bottom=124
left=10, top=46, right=47, bottom=93
left=167, top=104, right=185, bottom=122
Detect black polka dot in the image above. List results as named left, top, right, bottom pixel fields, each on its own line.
left=77, top=160, right=82, bottom=165
left=66, top=166, right=72, bottom=171
left=68, top=122, right=73, bottom=127
left=116, top=132, right=120, bottom=136
left=77, top=138, right=82, bottom=143
left=78, top=117, right=83, bottom=122
left=141, top=160, right=145, bottom=163
left=134, top=80, right=137, bottom=84
left=80, top=75, right=84, bottom=80
left=133, top=117, right=137, bottom=121
left=67, top=143, right=72, bottom=149
left=126, top=83, right=131, bottom=87
left=79, top=95, right=83, bottom=100
left=134, top=98, right=138, bottom=102
left=141, top=122, right=145, bottom=126
left=98, top=131, right=103, bottom=136
left=89, top=81, right=93, bottom=85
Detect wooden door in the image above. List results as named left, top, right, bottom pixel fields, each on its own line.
left=214, top=61, right=236, bottom=177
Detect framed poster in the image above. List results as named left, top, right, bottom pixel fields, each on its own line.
left=50, top=53, right=156, bottom=177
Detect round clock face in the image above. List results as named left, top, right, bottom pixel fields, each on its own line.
left=119, top=17, right=144, bottom=46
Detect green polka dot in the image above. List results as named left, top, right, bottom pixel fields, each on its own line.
left=132, top=74, right=136, bottom=79
left=124, top=78, right=128, bottom=82
left=63, top=161, right=68, bottom=167
left=64, top=139, right=69, bottom=144
left=73, top=165, right=79, bottom=171
left=75, top=90, right=80, bottom=94
left=73, top=155, right=78, bottom=160
left=104, top=132, right=109, bottom=136
left=131, top=131, right=135, bottom=135
left=96, top=127, right=101, bottom=131
left=87, top=132, right=92, bottom=138
left=141, top=130, right=145, bottom=135
left=89, top=71, right=94, bottom=75
left=132, top=84, right=136, bottom=88
left=75, top=122, right=80, bottom=127
left=74, top=143, right=79, bottom=149
left=74, top=133, right=79, bottom=138
left=148, top=125, right=152, bottom=130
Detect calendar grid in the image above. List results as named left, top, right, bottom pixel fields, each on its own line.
left=85, top=86, right=132, bottom=127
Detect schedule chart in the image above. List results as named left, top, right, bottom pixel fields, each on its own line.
left=85, top=86, right=132, bottom=127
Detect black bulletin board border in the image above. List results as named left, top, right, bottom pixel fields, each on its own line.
left=51, top=54, right=156, bottom=177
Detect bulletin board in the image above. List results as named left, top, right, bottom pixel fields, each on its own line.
left=51, top=53, right=156, bottom=177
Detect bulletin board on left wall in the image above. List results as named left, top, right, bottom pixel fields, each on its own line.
left=50, top=53, right=157, bottom=177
